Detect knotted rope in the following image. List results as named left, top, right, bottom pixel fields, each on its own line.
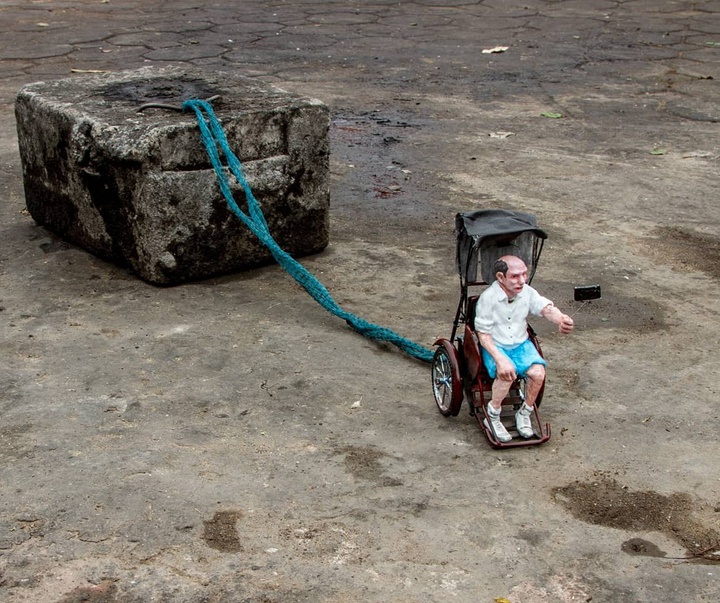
left=183, top=99, right=433, bottom=363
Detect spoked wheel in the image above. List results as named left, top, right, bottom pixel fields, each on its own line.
left=431, top=341, right=463, bottom=417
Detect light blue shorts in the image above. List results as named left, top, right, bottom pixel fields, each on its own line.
left=481, top=339, right=546, bottom=379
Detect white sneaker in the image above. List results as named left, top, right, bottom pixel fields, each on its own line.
left=485, top=404, right=512, bottom=443
left=515, top=403, right=534, bottom=439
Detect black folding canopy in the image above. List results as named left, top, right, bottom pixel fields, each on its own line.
left=455, top=209, right=547, bottom=285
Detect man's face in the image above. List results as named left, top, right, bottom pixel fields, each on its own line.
left=496, top=257, right=528, bottom=299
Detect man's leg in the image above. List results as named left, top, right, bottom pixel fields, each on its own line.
left=524, top=363, right=546, bottom=408
left=490, top=374, right=514, bottom=411
left=481, top=347, right=516, bottom=411
left=481, top=348, right=517, bottom=442
left=516, top=362, right=545, bottom=438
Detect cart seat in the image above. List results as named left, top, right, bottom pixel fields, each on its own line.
left=463, top=296, right=483, bottom=381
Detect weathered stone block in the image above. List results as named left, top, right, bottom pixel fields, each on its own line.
left=15, top=66, right=329, bottom=285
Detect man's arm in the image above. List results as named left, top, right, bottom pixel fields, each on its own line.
left=477, top=332, right=517, bottom=381
left=541, top=304, right=574, bottom=334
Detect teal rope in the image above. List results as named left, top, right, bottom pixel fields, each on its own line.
left=183, top=99, right=433, bottom=363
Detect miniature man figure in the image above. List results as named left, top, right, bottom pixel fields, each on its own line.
left=474, top=255, right=574, bottom=442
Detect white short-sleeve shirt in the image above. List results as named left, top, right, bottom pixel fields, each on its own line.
left=474, top=280, right=552, bottom=347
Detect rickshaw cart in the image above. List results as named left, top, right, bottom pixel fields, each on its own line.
left=432, top=209, right=551, bottom=448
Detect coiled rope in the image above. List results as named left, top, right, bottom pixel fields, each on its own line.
left=183, top=99, right=433, bottom=363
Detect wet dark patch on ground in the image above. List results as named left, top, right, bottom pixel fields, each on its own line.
left=329, top=110, right=457, bottom=244
left=621, top=537, right=667, bottom=558
left=641, top=226, right=720, bottom=280
left=553, top=475, right=720, bottom=563
left=202, top=510, right=243, bottom=553
left=57, top=580, right=118, bottom=603
left=334, top=445, right=402, bottom=487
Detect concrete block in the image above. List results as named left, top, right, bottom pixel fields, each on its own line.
left=15, top=66, right=330, bottom=285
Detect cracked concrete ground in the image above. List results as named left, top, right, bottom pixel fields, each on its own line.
left=1, top=1, right=719, bottom=602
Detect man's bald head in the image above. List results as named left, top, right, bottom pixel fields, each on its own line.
left=493, top=255, right=527, bottom=278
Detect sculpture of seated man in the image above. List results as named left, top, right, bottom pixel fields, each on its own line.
left=474, top=255, right=574, bottom=442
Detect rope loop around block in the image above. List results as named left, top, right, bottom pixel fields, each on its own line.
left=183, top=99, right=433, bottom=363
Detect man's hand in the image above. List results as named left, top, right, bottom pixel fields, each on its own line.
left=558, top=313, right=574, bottom=335
left=496, top=356, right=517, bottom=381
left=478, top=332, right=517, bottom=381
left=542, top=304, right=574, bottom=335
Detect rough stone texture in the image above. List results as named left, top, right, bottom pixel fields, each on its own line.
left=15, top=66, right=330, bottom=285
